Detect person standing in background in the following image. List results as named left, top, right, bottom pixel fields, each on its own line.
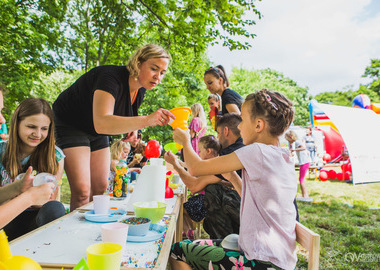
left=304, top=126, right=316, bottom=165
left=189, top=103, right=207, bottom=154
left=285, top=130, right=312, bottom=201
left=204, top=65, right=243, bottom=115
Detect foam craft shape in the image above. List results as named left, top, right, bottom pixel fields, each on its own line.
left=127, top=159, right=166, bottom=211
left=169, top=107, right=191, bottom=130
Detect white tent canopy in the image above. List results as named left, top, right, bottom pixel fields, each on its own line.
left=317, top=103, right=380, bottom=185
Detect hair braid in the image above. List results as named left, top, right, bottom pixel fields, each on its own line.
left=245, top=89, right=294, bottom=136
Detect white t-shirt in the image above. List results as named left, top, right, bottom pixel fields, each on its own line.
left=295, top=140, right=311, bottom=165
left=235, top=143, right=297, bottom=270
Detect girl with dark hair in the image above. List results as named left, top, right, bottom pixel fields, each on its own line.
left=171, top=89, right=297, bottom=270
left=204, top=65, right=243, bottom=115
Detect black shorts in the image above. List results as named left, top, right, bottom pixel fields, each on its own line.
left=54, top=116, right=109, bottom=152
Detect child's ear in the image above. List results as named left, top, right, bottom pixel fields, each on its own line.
left=255, top=118, right=265, bottom=132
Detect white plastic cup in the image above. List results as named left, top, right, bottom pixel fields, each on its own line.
left=93, top=195, right=110, bottom=215
left=101, top=223, right=129, bottom=250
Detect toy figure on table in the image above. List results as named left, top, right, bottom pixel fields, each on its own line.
left=113, top=160, right=130, bottom=198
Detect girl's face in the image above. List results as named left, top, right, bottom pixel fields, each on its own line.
left=208, top=98, right=219, bottom=110
left=198, top=144, right=217, bottom=160
left=18, top=113, right=50, bottom=150
left=198, top=144, right=209, bottom=160
left=138, top=58, right=169, bottom=90
left=120, top=147, right=130, bottom=159
left=238, top=103, right=258, bottom=145
left=204, top=74, right=224, bottom=94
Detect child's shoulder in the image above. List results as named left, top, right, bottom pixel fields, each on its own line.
left=54, top=146, right=65, bottom=161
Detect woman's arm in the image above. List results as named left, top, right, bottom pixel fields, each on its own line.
left=0, top=183, right=55, bottom=229
left=173, top=128, right=244, bottom=176
left=92, top=91, right=175, bottom=135
left=226, top=104, right=241, bottom=114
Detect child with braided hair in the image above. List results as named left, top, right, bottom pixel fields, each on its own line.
left=170, top=89, right=297, bottom=270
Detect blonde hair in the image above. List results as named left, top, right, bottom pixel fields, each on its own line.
left=110, top=139, right=130, bottom=161
left=191, top=103, right=207, bottom=130
left=3, top=98, right=58, bottom=180
left=285, top=130, right=298, bottom=142
left=126, top=44, right=170, bottom=79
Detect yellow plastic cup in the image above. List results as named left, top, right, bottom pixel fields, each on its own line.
left=86, top=243, right=122, bottom=270
left=169, top=107, right=191, bottom=130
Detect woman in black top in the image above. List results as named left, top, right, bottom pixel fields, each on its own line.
left=204, top=65, right=243, bottom=115
left=53, top=44, right=175, bottom=210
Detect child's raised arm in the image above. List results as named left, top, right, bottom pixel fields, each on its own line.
left=173, top=128, right=243, bottom=176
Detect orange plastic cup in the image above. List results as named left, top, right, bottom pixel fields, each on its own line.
left=169, top=107, right=191, bottom=130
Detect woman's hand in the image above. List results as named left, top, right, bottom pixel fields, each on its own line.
left=173, top=128, right=191, bottom=146
left=146, top=108, right=175, bottom=127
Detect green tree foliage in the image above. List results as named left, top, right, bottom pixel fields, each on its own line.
left=363, top=58, right=380, bottom=98
left=230, top=68, right=310, bottom=126
left=314, top=58, right=380, bottom=107
left=0, top=0, right=68, bottom=114
left=63, top=0, right=261, bottom=70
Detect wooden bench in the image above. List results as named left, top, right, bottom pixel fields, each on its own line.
left=296, top=221, right=320, bottom=270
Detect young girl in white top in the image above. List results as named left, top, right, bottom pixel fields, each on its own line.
left=285, top=130, right=312, bottom=200
left=170, top=89, right=297, bottom=270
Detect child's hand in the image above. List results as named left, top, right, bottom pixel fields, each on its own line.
left=173, top=128, right=190, bottom=146
left=164, top=151, right=177, bottom=165
left=28, top=182, right=55, bottom=206
left=132, top=154, right=143, bottom=164
left=19, top=166, right=34, bottom=193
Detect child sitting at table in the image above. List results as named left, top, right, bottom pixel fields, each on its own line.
left=164, top=135, right=222, bottom=239
left=170, top=89, right=297, bottom=270
left=108, top=139, right=141, bottom=193
left=0, top=98, right=66, bottom=240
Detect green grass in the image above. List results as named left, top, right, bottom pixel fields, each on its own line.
left=296, top=179, right=380, bottom=269
left=60, top=175, right=380, bottom=269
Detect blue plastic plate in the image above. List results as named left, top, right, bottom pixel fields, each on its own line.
left=127, top=224, right=165, bottom=242
left=84, top=209, right=126, bottom=223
